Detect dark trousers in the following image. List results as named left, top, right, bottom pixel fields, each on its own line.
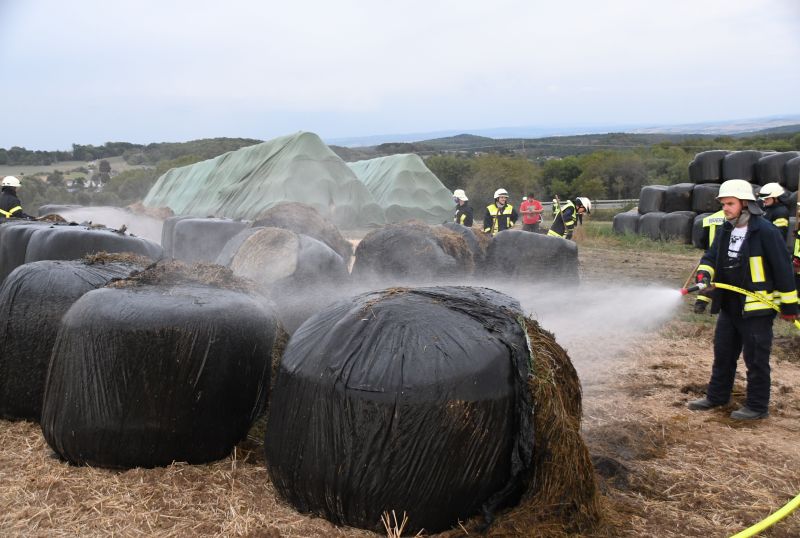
left=522, top=223, right=540, bottom=233
left=707, top=308, right=774, bottom=413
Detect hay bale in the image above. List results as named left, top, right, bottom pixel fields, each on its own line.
left=483, top=230, right=579, bottom=285
left=264, top=286, right=598, bottom=534
left=663, top=183, right=695, bottom=213
left=223, top=227, right=348, bottom=332
left=612, top=210, right=640, bottom=235
left=40, top=263, right=282, bottom=469
left=160, top=215, right=193, bottom=258
left=756, top=151, right=800, bottom=186
left=171, top=218, right=251, bottom=263
left=253, top=202, right=353, bottom=265
left=638, top=212, right=665, bottom=241
left=692, top=213, right=712, bottom=250
left=24, top=224, right=163, bottom=265
left=785, top=157, right=800, bottom=192
left=441, top=222, right=486, bottom=266
left=0, top=256, right=146, bottom=421
left=0, top=221, right=51, bottom=283
left=688, top=150, right=729, bottom=183
left=691, top=184, right=721, bottom=214
left=786, top=190, right=798, bottom=216
left=36, top=204, right=82, bottom=217
left=638, top=185, right=667, bottom=214
left=661, top=211, right=695, bottom=243
left=351, top=223, right=473, bottom=283
left=788, top=217, right=797, bottom=250
left=722, top=150, right=763, bottom=182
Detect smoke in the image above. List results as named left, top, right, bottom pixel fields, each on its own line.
left=47, top=207, right=164, bottom=244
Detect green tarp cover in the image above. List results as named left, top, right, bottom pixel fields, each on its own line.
left=143, top=132, right=385, bottom=229
left=348, top=154, right=453, bottom=224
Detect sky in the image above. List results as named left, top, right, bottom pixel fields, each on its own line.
left=1, top=0, right=799, bottom=150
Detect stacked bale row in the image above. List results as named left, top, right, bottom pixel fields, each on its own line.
left=613, top=150, right=799, bottom=247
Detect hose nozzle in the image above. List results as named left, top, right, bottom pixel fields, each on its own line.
left=681, top=282, right=708, bottom=295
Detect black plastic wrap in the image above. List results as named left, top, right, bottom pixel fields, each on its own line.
left=663, top=183, right=695, bottom=213
left=0, top=259, right=143, bottom=421
left=637, top=185, right=667, bottom=214
left=661, top=211, right=695, bottom=243
left=756, top=152, right=800, bottom=186
left=483, top=230, right=579, bottom=285
left=215, top=227, right=265, bottom=267
left=692, top=213, right=712, bottom=250
left=785, top=157, right=800, bottom=192
left=172, top=218, right=251, bottom=263
left=688, top=150, right=728, bottom=183
left=787, top=190, right=798, bottom=216
left=264, top=286, right=534, bottom=533
left=160, top=215, right=193, bottom=258
left=253, top=202, right=354, bottom=265
left=41, top=283, right=279, bottom=469
left=691, top=184, right=721, bottom=214
left=352, top=224, right=472, bottom=283
left=0, top=221, right=51, bottom=283
left=24, top=224, right=163, bottom=264
left=722, top=150, right=763, bottom=182
left=787, top=217, right=796, bottom=250
left=638, top=212, right=666, bottom=241
left=612, top=210, right=639, bottom=235
left=441, top=222, right=485, bottom=265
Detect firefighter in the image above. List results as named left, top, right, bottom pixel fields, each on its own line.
left=687, top=180, right=798, bottom=420
left=694, top=209, right=726, bottom=313
left=547, top=197, right=589, bottom=240
left=758, top=182, right=790, bottom=235
left=452, top=189, right=473, bottom=227
left=482, top=188, right=518, bottom=236
left=0, top=176, right=33, bottom=220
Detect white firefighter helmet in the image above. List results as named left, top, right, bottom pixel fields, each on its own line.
left=575, top=196, right=592, bottom=213
left=717, top=179, right=756, bottom=201
left=452, top=189, right=468, bottom=201
left=758, top=182, right=785, bottom=199
left=1, top=176, right=21, bottom=188
left=493, top=188, right=509, bottom=199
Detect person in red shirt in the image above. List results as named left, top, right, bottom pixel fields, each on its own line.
left=519, top=192, right=543, bottom=233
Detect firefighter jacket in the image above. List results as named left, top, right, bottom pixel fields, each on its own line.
left=701, top=210, right=726, bottom=250
left=547, top=200, right=577, bottom=239
left=763, top=203, right=790, bottom=235
left=483, top=202, right=517, bottom=235
left=0, top=189, right=31, bottom=220
left=454, top=203, right=474, bottom=227
left=698, top=214, right=798, bottom=318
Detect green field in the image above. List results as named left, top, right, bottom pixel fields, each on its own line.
left=0, top=156, right=148, bottom=178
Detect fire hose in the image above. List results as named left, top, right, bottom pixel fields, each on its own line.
left=681, top=281, right=800, bottom=536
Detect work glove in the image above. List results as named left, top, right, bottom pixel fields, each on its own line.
left=696, top=271, right=711, bottom=286
left=793, top=257, right=800, bottom=273
left=780, top=313, right=798, bottom=322
left=693, top=300, right=707, bottom=314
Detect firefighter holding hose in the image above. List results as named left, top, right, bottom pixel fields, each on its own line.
left=686, top=179, right=798, bottom=420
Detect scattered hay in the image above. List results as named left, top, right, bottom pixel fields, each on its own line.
left=82, top=251, right=151, bottom=266
left=108, top=261, right=258, bottom=294
left=127, top=201, right=175, bottom=220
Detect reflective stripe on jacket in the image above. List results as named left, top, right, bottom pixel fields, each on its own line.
left=547, top=200, right=576, bottom=239
left=702, top=210, right=725, bottom=249
left=483, top=203, right=517, bottom=235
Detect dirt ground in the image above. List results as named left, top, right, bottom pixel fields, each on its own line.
left=1, top=234, right=799, bottom=537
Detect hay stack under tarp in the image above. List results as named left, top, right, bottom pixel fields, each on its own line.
left=0, top=254, right=148, bottom=421
left=264, top=286, right=599, bottom=534
left=218, top=227, right=348, bottom=332
left=347, top=154, right=453, bottom=224
left=351, top=222, right=474, bottom=283
left=142, top=131, right=386, bottom=229
left=253, top=202, right=353, bottom=265
left=40, top=262, right=283, bottom=469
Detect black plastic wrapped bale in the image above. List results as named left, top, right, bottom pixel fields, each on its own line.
left=352, top=223, right=473, bottom=283
left=688, top=150, right=729, bottom=183
left=692, top=213, right=712, bottom=250
left=612, top=210, right=640, bottom=235
left=37, top=204, right=82, bottom=217
left=172, top=218, right=251, bottom=264
left=41, top=271, right=280, bottom=469
left=638, top=212, right=666, bottom=241
left=264, top=287, right=535, bottom=533
left=223, top=227, right=348, bottom=333
left=786, top=190, right=798, bottom=215
left=756, top=152, right=800, bottom=186
left=787, top=217, right=797, bottom=250
left=24, top=224, right=163, bottom=265
left=160, top=215, right=193, bottom=258
left=663, top=183, right=695, bottom=213
left=691, top=184, right=721, bottom=214
left=661, top=211, right=695, bottom=244
left=483, top=230, right=578, bottom=285
left=0, top=256, right=145, bottom=421
left=722, top=150, right=763, bottom=182
left=0, top=221, right=52, bottom=283
left=785, top=157, right=800, bottom=192
left=441, top=222, right=486, bottom=266
left=637, top=185, right=668, bottom=214
left=253, top=202, right=353, bottom=265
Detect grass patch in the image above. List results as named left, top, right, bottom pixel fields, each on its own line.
left=577, top=221, right=698, bottom=254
